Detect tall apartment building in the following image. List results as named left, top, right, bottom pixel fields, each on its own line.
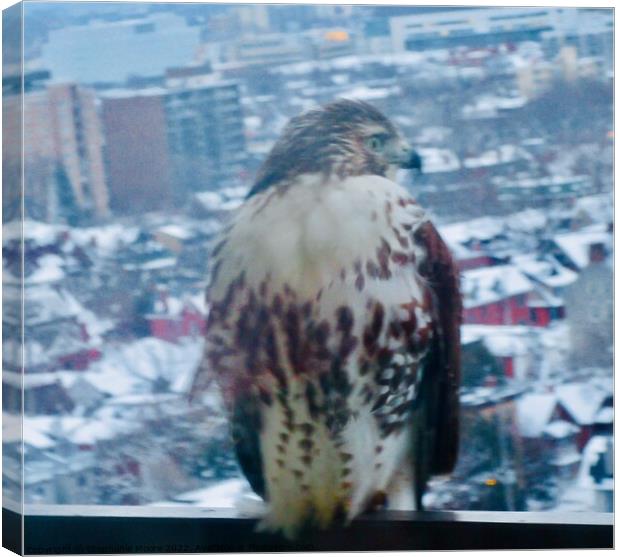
left=47, top=85, right=109, bottom=218
left=101, top=79, right=246, bottom=212
left=101, top=88, right=173, bottom=214
left=164, top=80, right=247, bottom=204
left=3, top=81, right=109, bottom=222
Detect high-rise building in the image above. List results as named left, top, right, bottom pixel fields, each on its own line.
left=101, top=88, right=173, bottom=214
left=101, top=79, right=246, bottom=212
left=4, top=81, right=109, bottom=222
left=47, top=84, right=109, bottom=218
left=163, top=80, right=246, bottom=202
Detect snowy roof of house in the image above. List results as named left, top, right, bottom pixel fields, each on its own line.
left=156, top=224, right=195, bottom=240
left=459, top=383, right=526, bottom=408
left=86, top=337, right=203, bottom=396
left=414, top=126, right=452, bottom=144
left=186, top=293, right=208, bottom=314
left=543, top=419, right=579, bottom=439
left=553, top=224, right=612, bottom=269
left=150, top=295, right=185, bottom=317
left=516, top=392, right=557, bottom=438
left=123, top=257, right=177, bottom=271
left=194, top=191, right=227, bottom=211
left=21, top=254, right=66, bottom=285
left=24, top=285, right=80, bottom=323
left=3, top=413, right=23, bottom=444
left=107, top=393, right=180, bottom=406
left=461, top=96, right=527, bottom=119
left=461, top=265, right=533, bottom=308
left=68, top=418, right=140, bottom=445
left=342, top=85, right=401, bottom=101
left=438, top=216, right=505, bottom=247
left=3, top=370, right=84, bottom=389
left=22, top=416, right=85, bottom=448
left=572, top=194, right=613, bottom=223
left=416, top=147, right=460, bottom=173
left=556, top=382, right=609, bottom=426
left=219, top=185, right=249, bottom=200
left=23, top=427, right=56, bottom=449
left=527, top=287, right=564, bottom=308
left=462, top=144, right=531, bottom=168
left=461, top=324, right=533, bottom=357
left=82, top=365, right=144, bottom=397
left=70, top=224, right=140, bottom=255
left=594, top=407, right=613, bottom=424
left=23, top=414, right=142, bottom=446
left=577, top=435, right=613, bottom=491
left=549, top=449, right=581, bottom=467
left=3, top=219, right=65, bottom=245
left=505, top=209, right=548, bottom=232
left=512, top=255, right=578, bottom=289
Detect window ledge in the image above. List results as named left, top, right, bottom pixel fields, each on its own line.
left=3, top=505, right=613, bottom=554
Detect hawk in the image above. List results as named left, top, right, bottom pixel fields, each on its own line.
left=191, top=99, right=461, bottom=538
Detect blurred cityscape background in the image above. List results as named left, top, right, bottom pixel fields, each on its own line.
left=2, top=3, right=613, bottom=513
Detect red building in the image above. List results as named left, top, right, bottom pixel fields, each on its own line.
left=462, top=263, right=534, bottom=326
left=464, top=293, right=531, bottom=325
left=457, top=253, right=497, bottom=271
left=462, top=264, right=567, bottom=327
left=146, top=293, right=206, bottom=342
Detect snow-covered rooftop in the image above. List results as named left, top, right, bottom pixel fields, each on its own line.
left=342, top=85, right=401, bottom=101
left=416, top=147, right=460, bottom=174
left=70, top=224, right=140, bottom=255
left=462, top=144, right=531, bottom=169
left=25, top=254, right=66, bottom=285
left=516, top=392, right=557, bottom=438
left=556, top=382, right=610, bottom=426
left=543, top=419, right=579, bottom=439
left=461, top=265, right=533, bottom=308
left=462, top=324, right=533, bottom=357
left=577, top=435, right=613, bottom=492
left=86, top=337, right=203, bottom=396
left=439, top=216, right=505, bottom=247
left=512, top=255, right=578, bottom=289
left=553, top=224, right=612, bottom=269
left=3, top=219, right=65, bottom=244
left=156, top=224, right=195, bottom=240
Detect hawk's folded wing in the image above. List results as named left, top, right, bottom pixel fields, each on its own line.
left=411, top=221, right=462, bottom=507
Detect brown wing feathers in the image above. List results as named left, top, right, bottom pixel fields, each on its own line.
left=415, top=221, right=462, bottom=475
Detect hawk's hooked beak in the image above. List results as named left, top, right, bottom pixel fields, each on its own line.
left=389, top=142, right=423, bottom=173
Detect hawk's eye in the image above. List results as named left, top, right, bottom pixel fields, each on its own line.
left=365, top=135, right=386, bottom=152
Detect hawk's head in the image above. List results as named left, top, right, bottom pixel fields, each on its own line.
left=248, top=99, right=421, bottom=198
